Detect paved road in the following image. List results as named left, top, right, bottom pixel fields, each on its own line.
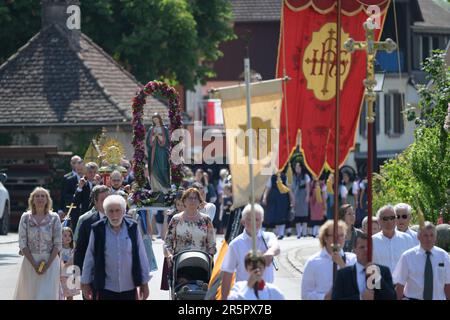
left=0, top=232, right=319, bottom=300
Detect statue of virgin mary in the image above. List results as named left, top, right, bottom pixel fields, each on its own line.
left=146, top=113, right=171, bottom=193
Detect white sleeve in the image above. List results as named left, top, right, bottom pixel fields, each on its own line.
left=269, top=285, right=286, bottom=300
left=392, top=252, right=408, bottom=285
left=340, top=185, right=348, bottom=199
left=265, top=232, right=278, bottom=250
left=444, top=252, right=450, bottom=284
left=301, top=260, right=325, bottom=300
left=359, top=181, right=366, bottom=190
left=352, top=182, right=359, bottom=195
left=305, top=174, right=311, bottom=184
left=221, top=243, right=238, bottom=274
left=227, top=282, right=250, bottom=300
left=266, top=177, right=272, bottom=189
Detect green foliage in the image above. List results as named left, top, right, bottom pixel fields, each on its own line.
left=0, top=0, right=235, bottom=90
left=374, top=50, right=450, bottom=223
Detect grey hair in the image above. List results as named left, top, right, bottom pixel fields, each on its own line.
left=241, top=203, right=264, bottom=221
left=86, top=162, right=99, bottom=171
left=103, top=195, right=126, bottom=213
left=418, top=221, right=437, bottom=237
left=362, top=216, right=378, bottom=229
left=110, top=170, right=122, bottom=179
left=376, top=204, right=395, bottom=220
left=394, top=203, right=412, bottom=215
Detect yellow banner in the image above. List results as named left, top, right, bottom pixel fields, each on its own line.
left=213, top=79, right=283, bottom=209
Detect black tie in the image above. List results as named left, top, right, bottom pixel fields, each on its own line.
left=423, top=251, right=433, bottom=300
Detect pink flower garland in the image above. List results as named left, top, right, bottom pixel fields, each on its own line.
left=130, top=81, right=183, bottom=207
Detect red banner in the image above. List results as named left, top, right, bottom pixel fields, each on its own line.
left=277, top=0, right=390, bottom=177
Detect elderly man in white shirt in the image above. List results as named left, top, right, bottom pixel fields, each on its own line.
left=393, top=221, right=450, bottom=300
left=372, top=205, right=415, bottom=274
left=301, top=220, right=357, bottom=300
left=394, top=203, right=419, bottom=246
left=220, top=203, right=280, bottom=300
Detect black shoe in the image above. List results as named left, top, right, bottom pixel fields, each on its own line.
left=277, top=235, right=284, bottom=240
left=287, top=232, right=292, bottom=237
left=297, top=235, right=301, bottom=239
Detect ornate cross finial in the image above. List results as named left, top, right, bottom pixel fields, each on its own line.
left=344, top=17, right=397, bottom=123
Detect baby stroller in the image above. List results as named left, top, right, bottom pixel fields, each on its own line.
left=170, top=250, right=213, bottom=300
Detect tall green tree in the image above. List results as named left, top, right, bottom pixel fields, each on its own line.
left=0, top=0, right=235, bottom=89
left=374, top=50, right=450, bottom=223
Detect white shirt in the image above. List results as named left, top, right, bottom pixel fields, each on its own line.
left=372, top=230, right=415, bottom=274
left=221, top=230, right=278, bottom=283
left=393, top=245, right=450, bottom=300
left=404, top=228, right=419, bottom=246
left=355, top=262, right=366, bottom=296
left=227, top=281, right=285, bottom=300
left=200, top=202, right=216, bottom=221
left=301, top=248, right=357, bottom=300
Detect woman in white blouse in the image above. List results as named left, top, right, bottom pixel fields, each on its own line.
left=301, top=220, right=357, bottom=300
left=14, top=187, right=62, bottom=300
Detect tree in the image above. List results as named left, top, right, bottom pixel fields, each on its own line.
left=374, top=50, right=450, bottom=223
left=0, top=0, right=235, bottom=89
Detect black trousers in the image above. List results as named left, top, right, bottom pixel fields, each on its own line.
left=97, top=288, right=137, bottom=300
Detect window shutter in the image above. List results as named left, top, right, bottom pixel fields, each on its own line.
left=384, top=94, right=391, bottom=135
left=393, top=93, right=403, bottom=134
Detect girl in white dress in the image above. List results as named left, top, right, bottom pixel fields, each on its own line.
left=14, top=187, right=62, bottom=300
left=60, top=227, right=79, bottom=299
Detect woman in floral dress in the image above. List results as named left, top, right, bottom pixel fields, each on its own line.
left=164, top=188, right=216, bottom=266
left=14, top=187, right=62, bottom=300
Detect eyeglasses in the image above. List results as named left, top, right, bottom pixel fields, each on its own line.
left=382, top=216, right=396, bottom=221
left=396, top=214, right=409, bottom=220
left=345, top=212, right=355, bottom=216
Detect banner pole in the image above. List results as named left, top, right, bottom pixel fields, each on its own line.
left=333, top=0, right=342, bottom=282
left=244, top=58, right=257, bottom=256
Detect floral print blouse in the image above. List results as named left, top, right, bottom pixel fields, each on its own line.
left=18, top=211, right=62, bottom=254
left=164, top=212, right=216, bottom=256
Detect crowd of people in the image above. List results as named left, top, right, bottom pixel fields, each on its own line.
left=301, top=204, right=450, bottom=300
left=261, top=161, right=369, bottom=240
left=10, top=155, right=450, bottom=300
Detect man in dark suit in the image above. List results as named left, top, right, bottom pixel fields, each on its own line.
left=73, top=185, right=110, bottom=299
left=58, top=155, right=83, bottom=218
left=332, top=232, right=396, bottom=300
left=72, top=162, right=98, bottom=230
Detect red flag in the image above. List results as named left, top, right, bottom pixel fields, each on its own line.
left=277, top=0, right=390, bottom=177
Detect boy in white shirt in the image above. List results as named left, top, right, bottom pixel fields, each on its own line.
left=228, top=251, right=285, bottom=300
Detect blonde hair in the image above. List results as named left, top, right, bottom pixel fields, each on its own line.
left=318, top=220, right=348, bottom=248
left=27, top=187, right=53, bottom=215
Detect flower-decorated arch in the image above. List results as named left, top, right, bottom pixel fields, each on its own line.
left=130, top=81, right=183, bottom=206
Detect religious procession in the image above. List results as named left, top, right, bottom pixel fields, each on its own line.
left=0, top=0, right=449, bottom=304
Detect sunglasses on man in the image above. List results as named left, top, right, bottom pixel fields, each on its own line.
left=381, top=216, right=396, bottom=221
left=396, top=214, right=409, bottom=220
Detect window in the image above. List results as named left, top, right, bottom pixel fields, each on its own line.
left=359, top=94, right=380, bottom=137
left=384, top=92, right=404, bottom=136
left=414, top=34, right=446, bottom=69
